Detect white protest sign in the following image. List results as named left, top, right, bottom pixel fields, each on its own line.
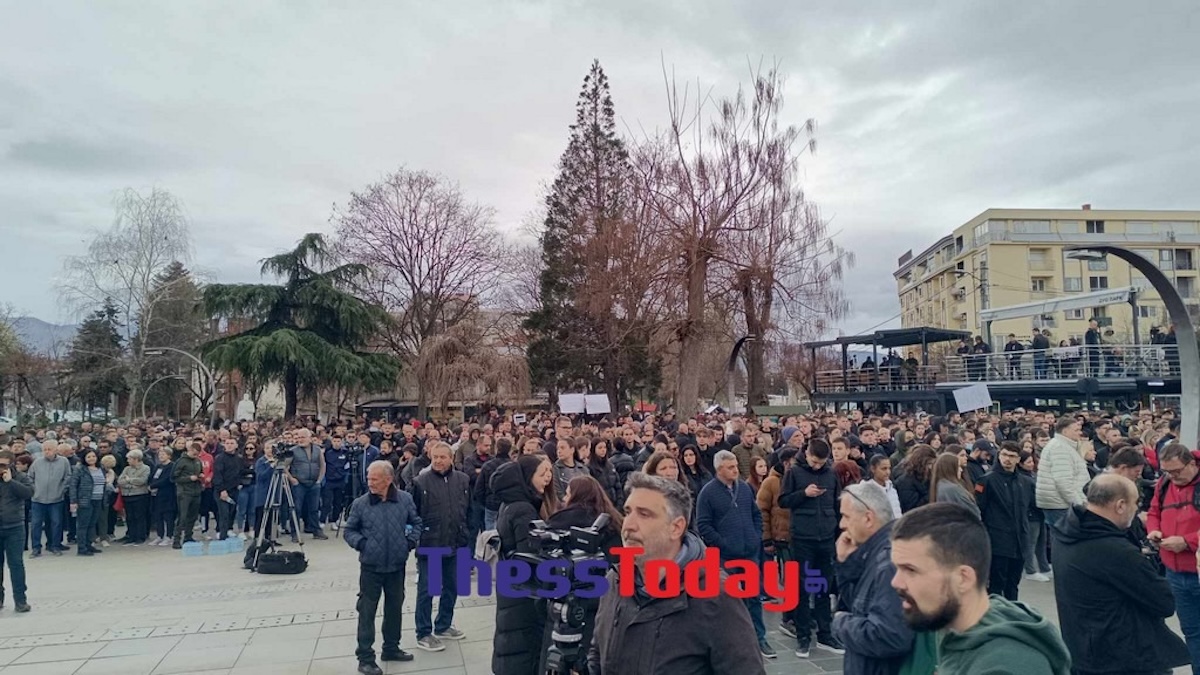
left=558, top=394, right=586, bottom=414
left=952, top=383, right=993, bottom=412
left=584, top=394, right=611, bottom=415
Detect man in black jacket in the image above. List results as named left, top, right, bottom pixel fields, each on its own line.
left=212, top=438, right=243, bottom=541
left=1050, top=474, right=1190, bottom=675
left=975, top=442, right=1034, bottom=600
left=344, top=461, right=422, bottom=675
left=965, top=438, right=994, bottom=486
left=411, top=441, right=470, bottom=652
left=1003, top=334, right=1025, bottom=379
left=0, top=450, right=35, bottom=612
left=779, top=439, right=844, bottom=658
left=475, top=437, right=512, bottom=530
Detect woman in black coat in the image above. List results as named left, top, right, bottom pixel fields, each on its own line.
left=587, top=437, right=621, bottom=508
left=492, top=455, right=555, bottom=675
left=894, top=445, right=936, bottom=513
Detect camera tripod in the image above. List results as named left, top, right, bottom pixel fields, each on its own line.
left=335, top=451, right=366, bottom=540
left=248, top=462, right=306, bottom=572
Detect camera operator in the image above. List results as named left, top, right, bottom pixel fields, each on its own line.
left=538, top=475, right=622, bottom=674
left=492, top=455, right=556, bottom=675
left=588, top=472, right=765, bottom=675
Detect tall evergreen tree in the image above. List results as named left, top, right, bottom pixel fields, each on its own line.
left=137, top=261, right=208, bottom=417
left=67, top=299, right=127, bottom=414
left=525, top=60, right=661, bottom=410
left=201, top=234, right=399, bottom=419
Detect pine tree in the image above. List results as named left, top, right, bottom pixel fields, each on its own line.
left=525, top=60, right=660, bottom=409
left=67, top=299, right=127, bottom=414
left=137, top=261, right=207, bottom=417
left=201, top=234, right=399, bottom=419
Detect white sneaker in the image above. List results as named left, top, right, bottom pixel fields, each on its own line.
left=148, top=537, right=162, bottom=546
left=332, top=523, right=340, bottom=532
left=1024, top=572, right=1050, bottom=582
left=227, top=529, right=239, bottom=539
left=158, top=539, right=172, bottom=547
left=237, top=532, right=247, bottom=540
left=100, top=540, right=111, bottom=548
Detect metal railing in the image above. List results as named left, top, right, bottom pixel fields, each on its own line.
left=941, top=344, right=1180, bottom=382
left=812, top=344, right=1182, bottom=393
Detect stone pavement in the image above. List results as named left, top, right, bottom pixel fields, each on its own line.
left=0, top=533, right=1189, bottom=674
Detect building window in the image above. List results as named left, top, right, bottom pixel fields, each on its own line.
left=1064, top=277, right=1083, bottom=292
left=1086, top=220, right=1106, bottom=234
left=1028, top=248, right=1053, bottom=271
left=1160, top=249, right=1175, bottom=271
left=1087, top=259, right=1108, bottom=271
left=1128, top=221, right=1154, bottom=235
left=1036, top=314, right=1057, bottom=327
left=1093, top=306, right=1108, bottom=319
left=1178, top=277, right=1196, bottom=299
left=1057, top=220, right=1082, bottom=234
left=1066, top=309, right=1085, bottom=320
left=1013, top=220, right=1051, bottom=234
left=1030, top=278, right=1048, bottom=292
left=1138, top=305, right=1157, bottom=318
left=1089, top=276, right=1109, bottom=291
left=1176, top=249, right=1194, bottom=271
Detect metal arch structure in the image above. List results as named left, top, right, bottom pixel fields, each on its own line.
left=1067, top=245, right=1199, bottom=448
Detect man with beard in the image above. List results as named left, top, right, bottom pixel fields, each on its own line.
left=890, top=503, right=1071, bottom=674
left=587, top=472, right=764, bottom=674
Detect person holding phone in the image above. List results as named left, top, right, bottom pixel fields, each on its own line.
left=779, top=439, right=845, bottom=658
left=0, top=450, right=35, bottom=612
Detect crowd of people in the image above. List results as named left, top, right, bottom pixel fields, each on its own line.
left=0, top=405, right=1196, bottom=674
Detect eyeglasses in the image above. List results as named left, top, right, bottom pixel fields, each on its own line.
left=1163, top=464, right=1193, bottom=477
left=844, top=488, right=872, bottom=513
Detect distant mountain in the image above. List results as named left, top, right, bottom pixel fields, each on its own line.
left=11, top=317, right=78, bottom=355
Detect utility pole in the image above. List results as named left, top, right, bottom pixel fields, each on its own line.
left=980, top=259, right=992, bottom=349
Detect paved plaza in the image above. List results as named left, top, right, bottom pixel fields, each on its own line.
left=0, top=534, right=1189, bottom=674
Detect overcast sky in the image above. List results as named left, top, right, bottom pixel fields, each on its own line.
left=2, top=1, right=1198, bottom=334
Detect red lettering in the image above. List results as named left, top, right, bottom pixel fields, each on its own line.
left=644, top=559, right=681, bottom=598
left=722, top=559, right=758, bottom=600
left=682, top=545, right=722, bottom=599
left=610, top=547, right=642, bottom=598
left=762, top=560, right=800, bottom=613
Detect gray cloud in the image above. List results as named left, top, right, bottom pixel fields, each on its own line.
left=1, top=0, right=1197, bottom=338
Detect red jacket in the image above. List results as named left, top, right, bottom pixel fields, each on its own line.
left=1147, top=472, right=1200, bottom=573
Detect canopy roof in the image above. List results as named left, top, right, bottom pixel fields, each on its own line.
left=979, top=286, right=1136, bottom=323
left=803, top=327, right=972, bottom=350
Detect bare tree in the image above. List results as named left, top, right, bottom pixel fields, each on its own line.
left=722, top=180, right=851, bottom=409
left=333, top=169, right=508, bottom=418
left=413, top=313, right=530, bottom=420
left=635, top=63, right=805, bottom=415
left=58, top=188, right=193, bottom=418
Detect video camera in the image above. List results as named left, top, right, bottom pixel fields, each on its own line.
left=510, top=513, right=611, bottom=674
left=273, top=441, right=294, bottom=460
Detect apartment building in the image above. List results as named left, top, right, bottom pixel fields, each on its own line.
left=895, top=207, right=1200, bottom=344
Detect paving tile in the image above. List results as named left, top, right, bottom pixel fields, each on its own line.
left=75, top=654, right=166, bottom=675
left=234, top=639, right=316, bottom=668
left=100, top=627, right=156, bottom=641
left=317, top=620, right=356, bottom=638
left=2, top=660, right=88, bottom=675
left=248, top=624, right=322, bottom=645
left=311, top=635, right=356, bottom=660
left=305, top=658, right=349, bottom=675
left=176, top=631, right=256, bottom=651
left=93, top=636, right=183, bottom=659
left=12, top=642, right=104, bottom=664
left=152, top=646, right=244, bottom=674
left=0, top=648, right=30, bottom=667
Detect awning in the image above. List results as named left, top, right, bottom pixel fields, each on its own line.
left=979, top=287, right=1136, bottom=323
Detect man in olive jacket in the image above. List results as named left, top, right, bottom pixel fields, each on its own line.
left=343, top=461, right=422, bottom=675
left=172, top=442, right=204, bottom=549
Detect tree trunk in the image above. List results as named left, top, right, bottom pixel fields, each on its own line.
left=746, top=339, right=768, bottom=409
left=284, top=365, right=299, bottom=420
left=674, top=247, right=709, bottom=416
left=417, top=380, right=428, bottom=424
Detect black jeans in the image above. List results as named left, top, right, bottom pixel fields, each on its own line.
left=152, top=498, right=177, bottom=540
left=0, top=524, right=28, bottom=604
left=790, top=538, right=835, bottom=643
left=217, top=489, right=238, bottom=539
left=124, top=494, right=151, bottom=543
left=988, top=554, right=1024, bottom=601
left=322, top=483, right=346, bottom=524
left=357, top=567, right=405, bottom=664
left=76, top=499, right=101, bottom=554
left=175, top=493, right=201, bottom=543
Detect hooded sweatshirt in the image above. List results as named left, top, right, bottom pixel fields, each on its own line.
left=938, top=595, right=1071, bottom=675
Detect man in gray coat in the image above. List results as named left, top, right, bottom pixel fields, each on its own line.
left=27, top=440, right=70, bottom=557
left=344, top=461, right=422, bottom=675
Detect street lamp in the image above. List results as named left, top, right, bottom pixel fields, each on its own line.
left=143, top=347, right=219, bottom=429
left=726, top=334, right=759, bottom=415
left=141, top=374, right=189, bottom=420
left=1066, top=246, right=1199, bottom=448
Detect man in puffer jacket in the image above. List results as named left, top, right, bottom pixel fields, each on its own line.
left=344, top=461, right=422, bottom=675
left=696, top=450, right=775, bottom=658
left=1036, top=416, right=1091, bottom=531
